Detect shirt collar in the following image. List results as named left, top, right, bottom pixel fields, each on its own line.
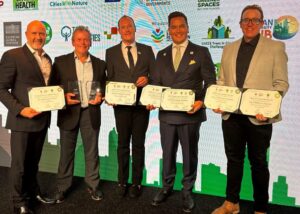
left=74, top=52, right=91, bottom=62
left=242, top=34, right=260, bottom=47
left=121, top=41, right=136, bottom=50
left=172, top=39, right=189, bottom=48
left=26, top=43, right=46, bottom=56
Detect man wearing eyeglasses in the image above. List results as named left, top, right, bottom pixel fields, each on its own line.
left=212, top=5, right=289, bottom=214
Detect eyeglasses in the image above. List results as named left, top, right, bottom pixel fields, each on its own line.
left=240, top=18, right=262, bottom=25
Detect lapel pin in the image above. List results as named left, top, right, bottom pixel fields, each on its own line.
left=190, top=51, right=194, bottom=55
left=138, top=51, right=141, bottom=55
left=163, top=53, right=167, bottom=56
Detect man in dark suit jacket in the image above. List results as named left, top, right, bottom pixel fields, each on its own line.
left=105, top=15, right=155, bottom=198
left=0, top=20, right=55, bottom=213
left=50, top=26, right=106, bottom=203
left=150, top=12, right=216, bottom=213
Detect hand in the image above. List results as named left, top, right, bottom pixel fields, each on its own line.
left=88, top=93, right=102, bottom=105
left=136, top=76, right=148, bottom=87
left=146, top=104, right=156, bottom=111
left=20, top=107, right=41, bottom=119
left=104, top=100, right=116, bottom=106
left=187, top=100, right=203, bottom=114
left=256, top=113, right=268, bottom=121
left=65, top=93, right=80, bottom=105
left=213, top=108, right=224, bottom=114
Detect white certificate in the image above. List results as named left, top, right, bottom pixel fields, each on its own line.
left=204, top=85, right=242, bottom=113
left=160, top=88, right=195, bottom=112
left=139, top=85, right=170, bottom=107
left=28, top=85, right=65, bottom=112
left=105, top=81, right=137, bottom=106
left=240, top=89, right=282, bottom=118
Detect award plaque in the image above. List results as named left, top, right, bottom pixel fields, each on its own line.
left=86, top=81, right=101, bottom=101
left=28, top=85, right=65, bottom=112
left=68, top=81, right=81, bottom=101
left=204, top=85, right=242, bottom=113
left=139, top=85, right=170, bottom=107
left=160, top=88, right=195, bottom=111
left=240, top=89, right=282, bottom=118
left=105, top=81, right=137, bottom=105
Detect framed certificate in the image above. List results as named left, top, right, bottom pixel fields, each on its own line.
left=105, top=81, right=137, bottom=106
left=160, top=88, right=195, bottom=112
left=28, top=85, right=65, bottom=112
left=139, top=85, right=170, bottom=107
left=204, top=85, right=242, bottom=113
left=240, top=89, right=282, bottom=118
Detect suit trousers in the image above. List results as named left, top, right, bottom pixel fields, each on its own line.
left=160, top=121, right=201, bottom=195
left=57, top=108, right=100, bottom=192
left=114, top=105, right=149, bottom=185
left=10, top=126, right=48, bottom=208
left=222, top=114, right=272, bottom=212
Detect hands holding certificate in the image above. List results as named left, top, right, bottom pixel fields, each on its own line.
left=105, top=76, right=148, bottom=106
left=206, top=85, right=282, bottom=120
left=142, top=86, right=200, bottom=114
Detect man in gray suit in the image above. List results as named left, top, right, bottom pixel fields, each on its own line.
left=0, top=20, right=55, bottom=213
left=105, top=15, right=155, bottom=198
left=50, top=26, right=106, bottom=203
left=211, top=5, right=289, bottom=214
left=150, top=11, right=216, bottom=213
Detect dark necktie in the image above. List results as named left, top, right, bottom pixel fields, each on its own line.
left=126, top=46, right=134, bottom=73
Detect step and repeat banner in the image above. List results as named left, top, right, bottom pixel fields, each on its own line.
left=0, top=0, right=299, bottom=207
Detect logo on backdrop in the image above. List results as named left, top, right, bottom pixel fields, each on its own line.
left=151, top=28, right=165, bottom=43
left=137, top=0, right=170, bottom=7
left=49, top=0, right=88, bottom=8
left=104, top=27, right=117, bottom=39
left=3, top=22, right=22, bottom=47
left=61, top=26, right=72, bottom=41
left=207, top=16, right=231, bottom=39
left=262, top=16, right=298, bottom=40
left=0, top=1, right=4, bottom=7
left=42, top=21, right=52, bottom=44
left=201, top=15, right=233, bottom=49
left=13, top=0, right=38, bottom=11
left=198, top=0, right=220, bottom=10
left=61, top=26, right=101, bottom=42
left=151, top=21, right=171, bottom=43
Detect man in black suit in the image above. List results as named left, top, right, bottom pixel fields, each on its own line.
left=0, top=20, right=55, bottom=213
left=150, top=12, right=216, bottom=212
left=105, top=15, right=155, bottom=198
left=50, top=26, right=106, bottom=203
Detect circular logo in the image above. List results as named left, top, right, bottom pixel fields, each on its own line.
left=273, top=15, right=298, bottom=40
left=42, top=21, right=52, bottom=45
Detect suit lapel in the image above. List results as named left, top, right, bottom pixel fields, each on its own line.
left=116, top=43, right=131, bottom=72
left=90, top=55, right=99, bottom=81
left=245, top=36, right=264, bottom=83
left=68, top=53, right=78, bottom=81
left=23, top=45, right=46, bottom=85
left=135, top=43, right=142, bottom=73
left=176, top=42, right=193, bottom=73
left=231, top=39, right=242, bottom=85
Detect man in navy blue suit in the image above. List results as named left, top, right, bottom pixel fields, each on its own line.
left=150, top=11, right=216, bottom=213
left=105, top=15, right=155, bottom=198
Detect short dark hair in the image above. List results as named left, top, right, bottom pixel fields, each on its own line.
left=118, top=15, right=136, bottom=30
left=168, top=11, right=188, bottom=27
left=72, top=26, right=91, bottom=41
left=240, top=4, right=264, bottom=22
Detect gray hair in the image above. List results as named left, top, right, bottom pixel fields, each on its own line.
left=72, top=25, right=91, bottom=41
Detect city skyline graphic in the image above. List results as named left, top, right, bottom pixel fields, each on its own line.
left=0, top=113, right=296, bottom=208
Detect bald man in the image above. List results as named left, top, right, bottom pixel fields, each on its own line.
left=0, top=20, right=55, bottom=213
